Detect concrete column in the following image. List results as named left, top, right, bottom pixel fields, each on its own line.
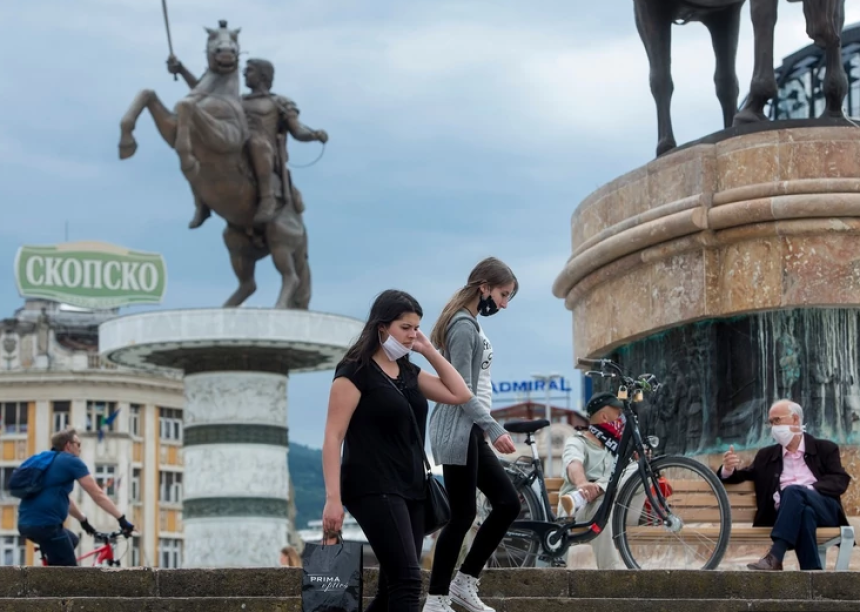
left=181, top=371, right=289, bottom=567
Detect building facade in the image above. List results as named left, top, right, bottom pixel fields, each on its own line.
left=0, top=300, right=185, bottom=567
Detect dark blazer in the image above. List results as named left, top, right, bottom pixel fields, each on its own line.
left=717, top=433, right=851, bottom=527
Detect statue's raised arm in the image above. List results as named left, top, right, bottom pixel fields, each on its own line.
left=166, top=55, right=200, bottom=90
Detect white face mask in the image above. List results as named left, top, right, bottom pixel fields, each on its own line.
left=380, top=333, right=411, bottom=362
left=771, top=424, right=799, bottom=447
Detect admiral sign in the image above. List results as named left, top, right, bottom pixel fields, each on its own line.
left=492, top=377, right=573, bottom=394
left=14, top=241, right=167, bottom=309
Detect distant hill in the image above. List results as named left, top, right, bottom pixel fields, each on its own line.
left=288, top=442, right=325, bottom=530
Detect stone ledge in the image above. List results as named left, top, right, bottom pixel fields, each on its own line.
left=5, top=567, right=860, bottom=600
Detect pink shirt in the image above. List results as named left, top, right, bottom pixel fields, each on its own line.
left=774, top=437, right=817, bottom=508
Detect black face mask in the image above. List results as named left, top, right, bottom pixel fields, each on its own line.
left=478, top=294, right=499, bottom=317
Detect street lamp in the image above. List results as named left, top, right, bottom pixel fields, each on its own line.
left=532, top=372, right=561, bottom=477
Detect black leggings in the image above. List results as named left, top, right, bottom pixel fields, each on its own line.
left=348, top=493, right=425, bottom=612
left=429, top=426, right=520, bottom=594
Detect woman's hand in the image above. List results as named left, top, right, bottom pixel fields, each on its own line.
left=410, top=329, right=434, bottom=357
left=493, top=433, right=517, bottom=454
left=322, top=500, right=344, bottom=543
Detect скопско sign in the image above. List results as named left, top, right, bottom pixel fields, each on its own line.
left=14, top=241, right=167, bottom=309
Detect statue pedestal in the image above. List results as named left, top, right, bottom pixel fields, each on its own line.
left=99, top=308, right=363, bottom=567
left=552, top=125, right=860, bottom=531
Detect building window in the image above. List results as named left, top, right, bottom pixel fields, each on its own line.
left=159, top=408, right=182, bottom=442
left=131, top=536, right=141, bottom=567
left=159, top=471, right=182, bottom=504
left=129, top=404, right=141, bottom=437
left=131, top=468, right=142, bottom=503
left=0, top=466, right=15, bottom=499
left=86, top=401, right=117, bottom=433
left=159, top=538, right=182, bottom=568
left=95, top=464, right=117, bottom=498
left=1, top=536, right=25, bottom=566
left=52, top=401, right=71, bottom=433
left=1, top=402, right=28, bottom=435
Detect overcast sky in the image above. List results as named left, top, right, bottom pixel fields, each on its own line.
left=2, top=1, right=858, bottom=448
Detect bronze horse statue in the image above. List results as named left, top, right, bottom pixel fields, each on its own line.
left=635, top=0, right=744, bottom=157
left=735, top=0, right=848, bottom=124
left=636, top=0, right=848, bottom=157
left=117, top=21, right=309, bottom=309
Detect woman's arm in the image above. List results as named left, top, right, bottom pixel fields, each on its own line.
left=321, top=376, right=360, bottom=537
left=414, top=330, right=472, bottom=405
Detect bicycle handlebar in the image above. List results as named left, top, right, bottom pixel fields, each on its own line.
left=577, top=358, right=661, bottom=393
left=94, top=530, right=132, bottom=542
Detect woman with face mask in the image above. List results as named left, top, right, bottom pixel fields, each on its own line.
left=423, top=257, right=520, bottom=612
left=321, top=289, right=473, bottom=612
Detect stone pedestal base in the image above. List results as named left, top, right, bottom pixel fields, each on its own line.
left=99, top=308, right=364, bottom=567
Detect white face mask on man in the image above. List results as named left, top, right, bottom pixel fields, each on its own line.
left=771, top=424, right=799, bottom=447
left=380, top=333, right=411, bottom=361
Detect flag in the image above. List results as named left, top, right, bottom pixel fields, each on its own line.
left=98, top=408, right=122, bottom=442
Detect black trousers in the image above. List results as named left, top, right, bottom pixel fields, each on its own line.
left=18, top=524, right=79, bottom=566
left=348, top=494, right=424, bottom=612
left=772, top=484, right=842, bottom=570
left=429, top=426, right=520, bottom=595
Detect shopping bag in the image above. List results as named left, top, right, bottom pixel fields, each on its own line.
left=301, top=537, right=363, bottom=612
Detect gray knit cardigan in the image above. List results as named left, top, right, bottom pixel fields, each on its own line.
left=428, top=310, right=507, bottom=466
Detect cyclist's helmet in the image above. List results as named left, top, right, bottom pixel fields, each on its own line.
left=585, top=392, right=624, bottom=416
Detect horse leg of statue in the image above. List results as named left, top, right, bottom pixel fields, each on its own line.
left=174, top=99, right=201, bottom=177
left=805, top=0, right=848, bottom=118
left=119, top=89, right=177, bottom=160
left=734, top=0, right=779, bottom=125
left=634, top=0, right=676, bottom=157
left=287, top=229, right=311, bottom=310
left=222, top=225, right=259, bottom=307
left=703, top=4, right=742, bottom=129
left=268, top=223, right=301, bottom=310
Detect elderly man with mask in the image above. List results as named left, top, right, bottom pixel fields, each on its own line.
left=718, top=399, right=851, bottom=571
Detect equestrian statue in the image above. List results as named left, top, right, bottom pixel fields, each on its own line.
left=634, top=0, right=848, bottom=158
left=118, top=20, right=328, bottom=309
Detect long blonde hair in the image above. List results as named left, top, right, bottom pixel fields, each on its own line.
left=430, top=257, right=518, bottom=351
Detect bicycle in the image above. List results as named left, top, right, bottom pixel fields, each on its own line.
left=36, top=530, right=131, bottom=567
left=477, top=358, right=731, bottom=570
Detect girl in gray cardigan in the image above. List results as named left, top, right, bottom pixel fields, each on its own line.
left=423, top=257, right=520, bottom=612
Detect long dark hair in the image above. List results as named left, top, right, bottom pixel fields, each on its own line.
left=430, top=257, right=518, bottom=351
left=342, top=289, right=423, bottom=369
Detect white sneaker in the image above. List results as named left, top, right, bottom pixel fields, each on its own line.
left=422, top=594, right=455, bottom=612
left=449, top=571, right=495, bottom=612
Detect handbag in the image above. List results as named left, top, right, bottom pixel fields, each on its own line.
left=301, top=534, right=363, bottom=612
left=373, top=362, right=452, bottom=535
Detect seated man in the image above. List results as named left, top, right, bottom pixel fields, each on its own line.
left=17, top=428, right=135, bottom=566
left=557, top=392, right=636, bottom=569
left=718, top=399, right=851, bottom=571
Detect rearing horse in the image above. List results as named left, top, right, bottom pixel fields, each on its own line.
left=117, top=20, right=309, bottom=309
left=635, top=0, right=745, bottom=157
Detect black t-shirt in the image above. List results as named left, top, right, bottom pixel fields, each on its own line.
left=336, top=359, right=428, bottom=503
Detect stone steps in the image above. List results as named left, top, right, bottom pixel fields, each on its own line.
left=1, top=567, right=859, bottom=611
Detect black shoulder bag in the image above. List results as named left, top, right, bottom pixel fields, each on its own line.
left=373, top=362, right=451, bottom=535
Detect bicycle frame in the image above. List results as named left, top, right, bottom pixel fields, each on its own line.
left=36, top=530, right=124, bottom=567
left=507, top=360, right=673, bottom=561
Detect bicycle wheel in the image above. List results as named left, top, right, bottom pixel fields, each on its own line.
left=612, top=455, right=731, bottom=570
left=473, top=470, right=544, bottom=568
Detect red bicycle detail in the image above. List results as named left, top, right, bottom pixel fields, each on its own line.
left=36, top=530, right=129, bottom=567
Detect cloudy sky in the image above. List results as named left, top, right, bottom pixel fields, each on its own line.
left=2, top=1, right=858, bottom=448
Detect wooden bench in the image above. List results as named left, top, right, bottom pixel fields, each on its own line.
left=626, top=479, right=855, bottom=570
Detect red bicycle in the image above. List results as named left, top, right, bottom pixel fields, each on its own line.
left=36, top=530, right=130, bottom=567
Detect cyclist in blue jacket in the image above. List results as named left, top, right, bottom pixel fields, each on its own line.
left=17, top=428, right=135, bottom=566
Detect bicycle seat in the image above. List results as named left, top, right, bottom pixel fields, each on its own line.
left=503, top=419, right=550, bottom=434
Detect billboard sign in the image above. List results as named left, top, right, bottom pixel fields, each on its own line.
left=491, top=377, right=573, bottom=394
left=14, top=241, right=167, bottom=309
